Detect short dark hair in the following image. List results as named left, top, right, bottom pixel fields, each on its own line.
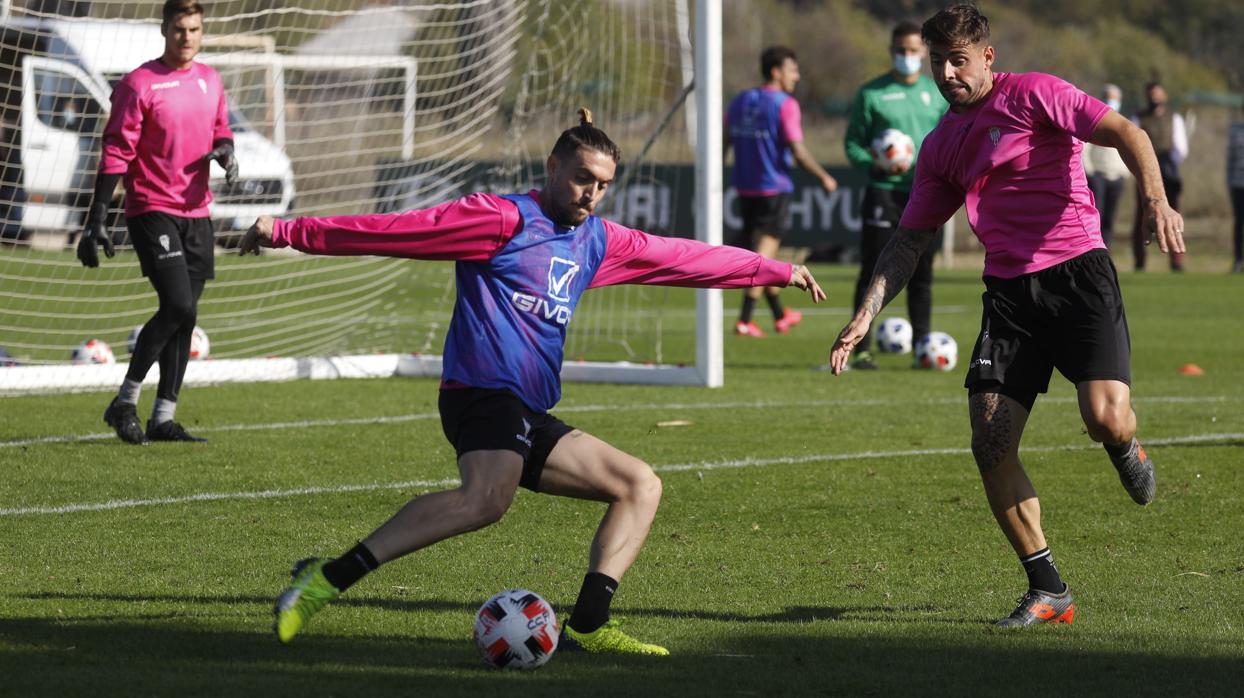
left=163, top=0, right=204, bottom=26
left=922, top=4, right=990, bottom=47
left=891, top=20, right=922, bottom=44
left=760, top=46, right=797, bottom=81
left=550, top=108, right=621, bottom=163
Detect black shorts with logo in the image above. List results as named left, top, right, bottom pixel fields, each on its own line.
left=965, top=249, right=1131, bottom=407
left=738, top=193, right=791, bottom=241
left=128, top=212, right=215, bottom=280
left=438, top=387, right=575, bottom=492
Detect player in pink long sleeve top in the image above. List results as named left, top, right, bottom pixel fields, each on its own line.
left=77, top=0, right=237, bottom=445
left=829, top=5, right=1185, bottom=628
left=255, top=110, right=826, bottom=655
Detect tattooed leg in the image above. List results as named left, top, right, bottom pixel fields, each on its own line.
left=969, top=392, right=1047, bottom=556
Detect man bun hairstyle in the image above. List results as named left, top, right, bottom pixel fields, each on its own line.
left=922, top=3, right=990, bottom=47
left=163, top=0, right=205, bottom=25
left=760, top=46, right=797, bottom=81
left=551, top=108, right=621, bottom=163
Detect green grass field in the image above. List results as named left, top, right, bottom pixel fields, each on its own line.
left=2, top=262, right=1242, bottom=696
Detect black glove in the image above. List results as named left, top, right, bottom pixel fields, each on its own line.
left=76, top=202, right=114, bottom=268
left=203, top=142, right=238, bottom=185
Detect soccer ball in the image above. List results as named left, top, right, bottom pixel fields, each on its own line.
left=871, top=128, right=915, bottom=171
left=190, top=326, right=210, bottom=360
left=127, top=325, right=210, bottom=360
left=876, top=317, right=913, bottom=354
left=915, top=332, right=957, bottom=371
left=473, top=589, right=559, bottom=670
left=71, top=338, right=116, bottom=365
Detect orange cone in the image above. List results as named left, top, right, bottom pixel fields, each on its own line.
left=1178, top=363, right=1205, bottom=376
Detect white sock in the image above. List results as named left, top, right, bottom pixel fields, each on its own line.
left=117, top=378, right=142, bottom=405
left=151, top=398, right=177, bottom=426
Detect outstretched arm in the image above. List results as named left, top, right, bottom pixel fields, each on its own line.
left=828, top=226, right=937, bottom=374
left=590, top=222, right=825, bottom=302
left=789, top=140, right=838, bottom=193
left=1089, top=110, right=1185, bottom=255
left=239, top=193, right=520, bottom=261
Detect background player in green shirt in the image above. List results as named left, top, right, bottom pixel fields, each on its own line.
left=844, top=21, right=947, bottom=369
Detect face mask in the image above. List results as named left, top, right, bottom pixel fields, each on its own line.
left=893, top=54, right=922, bottom=76
left=1106, top=98, right=1121, bottom=112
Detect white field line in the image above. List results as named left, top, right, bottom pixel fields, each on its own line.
left=2, top=431, right=1240, bottom=518
left=0, top=394, right=1234, bottom=450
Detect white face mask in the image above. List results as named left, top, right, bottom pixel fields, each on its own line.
left=1106, top=98, right=1122, bottom=112
left=893, top=54, right=922, bottom=76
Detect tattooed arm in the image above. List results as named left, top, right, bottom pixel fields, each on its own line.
left=828, top=226, right=938, bottom=375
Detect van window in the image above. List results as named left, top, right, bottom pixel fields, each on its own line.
left=32, top=67, right=102, bottom=133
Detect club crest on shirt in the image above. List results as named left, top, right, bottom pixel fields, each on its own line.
left=197, top=78, right=207, bottom=94
left=546, top=257, right=580, bottom=302
left=989, top=126, right=1002, bottom=147
left=922, top=91, right=931, bottom=106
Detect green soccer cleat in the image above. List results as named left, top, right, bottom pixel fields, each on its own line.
left=559, top=619, right=669, bottom=656
left=273, top=557, right=340, bottom=643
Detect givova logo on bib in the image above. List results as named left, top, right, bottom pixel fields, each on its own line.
left=511, top=257, right=580, bottom=325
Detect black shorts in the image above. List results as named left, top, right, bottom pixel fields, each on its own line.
left=128, top=212, right=215, bottom=280
left=861, top=186, right=908, bottom=232
left=965, top=249, right=1131, bottom=407
left=739, top=193, right=790, bottom=241
left=438, top=387, right=575, bottom=492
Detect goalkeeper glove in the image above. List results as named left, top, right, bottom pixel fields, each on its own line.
left=76, top=201, right=114, bottom=268
left=203, top=142, right=238, bottom=185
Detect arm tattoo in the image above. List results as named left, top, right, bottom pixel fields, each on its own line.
left=860, top=227, right=936, bottom=317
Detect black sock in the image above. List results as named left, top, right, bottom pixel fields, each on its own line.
left=1020, top=547, right=1065, bottom=594
left=739, top=296, right=756, bottom=324
left=567, top=572, right=618, bottom=634
left=321, top=542, right=380, bottom=592
left=766, top=293, right=784, bottom=320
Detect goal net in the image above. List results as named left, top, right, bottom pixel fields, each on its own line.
left=0, top=0, right=721, bottom=394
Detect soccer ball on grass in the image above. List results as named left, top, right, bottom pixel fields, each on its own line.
left=915, top=332, right=957, bottom=371
left=473, top=589, right=559, bottom=670
left=876, top=317, right=913, bottom=354
left=71, top=338, right=115, bottom=365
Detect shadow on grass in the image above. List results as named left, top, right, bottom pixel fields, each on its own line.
left=21, top=591, right=966, bottom=626
left=1, top=613, right=1240, bottom=698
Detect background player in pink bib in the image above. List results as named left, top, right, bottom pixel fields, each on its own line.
left=77, top=0, right=237, bottom=445
left=829, top=4, right=1185, bottom=627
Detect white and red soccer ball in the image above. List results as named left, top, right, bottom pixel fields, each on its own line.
left=915, top=331, right=958, bottom=371
left=473, top=589, right=559, bottom=670
left=126, top=325, right=210, bottom=360
left=71, top=338, right=115, bottom=365
left=871, top=128, right=915, bottom=171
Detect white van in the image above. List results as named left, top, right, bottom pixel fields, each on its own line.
left=0, top=18, right=295, bottom=239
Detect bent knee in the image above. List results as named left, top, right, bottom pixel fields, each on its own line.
left=619, top=465, right=663, bottom=506
left=1084, top=404, right=1134, bottom=444
left=461, top=489, right=513, bottom=528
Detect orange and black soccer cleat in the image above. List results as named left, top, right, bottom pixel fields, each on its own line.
left=1107, top=437, right=1156, bottom=505
left=995, top=586, right=1076, bottom=627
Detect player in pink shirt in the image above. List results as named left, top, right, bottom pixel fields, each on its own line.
left=829, top=4, right=1185, bottom=627
left=76, top=0, right=236, bottom=445
left=247, top=111, right=826, bottom=655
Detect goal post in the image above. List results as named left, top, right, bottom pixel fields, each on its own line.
left=0, top=0, right=724, bottom=395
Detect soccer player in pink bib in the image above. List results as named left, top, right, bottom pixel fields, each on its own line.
left=829, top=4, right=1185, bottom=627
left=77, top=0, right=236, bottom=445
left=247, top=110, right=825, bottom=654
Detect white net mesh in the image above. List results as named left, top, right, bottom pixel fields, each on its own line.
left=0, top=0, right=702, bottom=391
